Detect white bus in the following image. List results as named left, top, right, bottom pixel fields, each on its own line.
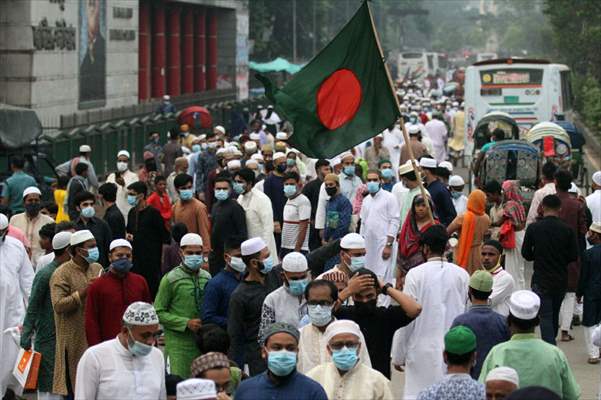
left=397, top=51, right=447, bottom=80
left=464, top=58, right=572, bottom=154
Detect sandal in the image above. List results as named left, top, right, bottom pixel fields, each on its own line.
left=561, top=332, right=574, bottom=342
left=588, top=357, right=600, bottom=364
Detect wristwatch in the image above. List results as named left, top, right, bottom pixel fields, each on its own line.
left=385, top=241, right=393, bottom=247
left=381, top=283, right=393, bottom=295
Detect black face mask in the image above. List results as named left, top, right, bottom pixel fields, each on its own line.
left=145, top=159, right=157, bottom=172
left=355, top=299, right=377, bottom=317
left=265, top=160, right=274, bottom=172
left=325, top=186, right=337, bottom=197
left=276, top=163, right=287, bottom=173
left=25, top=203, right=41, bottom=217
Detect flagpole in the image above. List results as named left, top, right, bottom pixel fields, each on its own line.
left=365, top=0, right=434, bottom=222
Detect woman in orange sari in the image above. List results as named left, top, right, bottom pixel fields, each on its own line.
left=447, top=189, right=490, bottom=274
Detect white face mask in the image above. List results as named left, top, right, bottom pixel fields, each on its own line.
left=117, top=161, right=128, bottom=172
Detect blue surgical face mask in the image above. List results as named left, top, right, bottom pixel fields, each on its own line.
left=381, top=168, right=394, bottom=179
left=451, top=191, right=463, bottom=199
left=184, top=254, right=204, bottom=270
left=267, top=350, right=297, bottom=376
left=229, top=256, right=246, bottom=273
left=215, top=189, right=229, bottom=201
left=286, top=158, right=296, bottom=167
left=283, top=184, right=297, bottom=198
left=367, top=181, right=380, bottom=194
left=308, top=304, right=332, bottom=327
left=192, top=144, right=201, bottom=153
left=127, top=330, right=153, bottom=357
left=81, top=206, right=95, bottom=219
left=331, top=346, right=359, bottom=371
left=179, top=189, right=194, bottom=201
left=83, top=247, right=100, bottom=263
left=259, top=256, right=274, bottom=274
left=233, top=182, right=245, bottom=195
left=127, top=194, right=138, bottom=206
left=111, top=258, right=132, bottom=273
left=287, top=277, right=309, bottom=296
left=348, top=255, right=365, bottom=272
left=343, top=165, right=355, bottom=176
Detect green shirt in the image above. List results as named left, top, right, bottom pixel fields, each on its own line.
left=479, top=333, right=580, bottom=400
left=2, top=171, right=37, bottom=213
left=155, top=264, right=211, bottom=377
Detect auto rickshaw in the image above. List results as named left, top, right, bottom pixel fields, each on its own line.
left=474, top=139, right=541, bottom=204
left=552, top=116, right=586, bottom=183
left=525, top=122, right=572, bottom=170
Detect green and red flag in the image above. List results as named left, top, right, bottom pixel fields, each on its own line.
left=257, top=1, right=400, bottom=159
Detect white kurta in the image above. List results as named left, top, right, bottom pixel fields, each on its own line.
left=393, top=257, right=469, bottom=400
left=0, top=236, right=33, bottom=397
left=360, top=190, right=400, bottom=280
left=106, top=170, right=139, bottom=223
left=75, top=338, right=166, bottom=400
left=452, top=194, right=468, bottom=215
left=297, top=321, right=371, bottom=374
left=9, top=212, right=55, bottom=266
left=489, top=268, right=515, bottom=317
left=306, top=362, right=393, bottom=400
left=526, top=183, right=556, bottom=225
left=237, top=188, right=278, bottom=263
left=424, top=119, right=448, bottom=163
left=383, top=126, right=404, bottom=174
left=586, top=190, right=601, bottom=223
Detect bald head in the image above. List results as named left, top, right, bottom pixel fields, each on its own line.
left=175, top=157, right=189, bottom=173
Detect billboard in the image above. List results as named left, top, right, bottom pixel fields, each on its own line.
left=79, top=0, right=106, bottom=108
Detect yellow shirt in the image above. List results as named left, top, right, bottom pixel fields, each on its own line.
left=54, top=189, right=69, bottom=222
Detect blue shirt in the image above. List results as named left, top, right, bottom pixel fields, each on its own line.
left=264, top=174, right=286, bottom=222
left=201, top=269, right=240, bottom=329
left=452, top=304, right=511, bottom=378
left=2, top=171, right=37, bottom=213
left=427, top=179, right=457, bottom=226
left=324, top=194, right=352, bottom=242
left=417, top=373, right=485, bottom=400
left=235, top=371, right=327, bottom=400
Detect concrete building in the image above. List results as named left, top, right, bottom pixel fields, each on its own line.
left=0, top=0, right=249, bottom=127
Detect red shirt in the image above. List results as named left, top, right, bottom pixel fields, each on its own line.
left=147, top=191, right=173, bottom=226
left=85, top=271, right=152, bottom=346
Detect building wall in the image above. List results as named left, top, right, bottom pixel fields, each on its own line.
left=0, top=0, right=248, bottom=128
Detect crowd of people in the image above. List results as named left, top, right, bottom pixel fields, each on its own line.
left=0, top=90, right=600, bottom=400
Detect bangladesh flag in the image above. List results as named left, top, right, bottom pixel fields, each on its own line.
left=257, top=1, right=400, bottom=159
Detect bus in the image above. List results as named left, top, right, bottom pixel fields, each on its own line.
left=464, top=58, right=572, bottom=154
left=397, top=51, right=447, bottom=81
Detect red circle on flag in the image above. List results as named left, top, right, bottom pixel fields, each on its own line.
left=316, top=68, right=362, bottom=130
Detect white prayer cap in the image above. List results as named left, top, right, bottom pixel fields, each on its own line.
left=485, top=366, right=519, bottom=386
left=509, top=290, right=540, bottom=320
left=117, top=150, right=130, bottom=159
left=227, top=160, right=241, bottom=170
left=198, top=134, right=207, bottom=141
left=245, top=159, right=258, bottom=168
left=232, top=148, right=243, bottom=157
left=177, top=378, right=217, bottom=400
left=0, top=214, right=8, bottom=230
left=79, top=144, right=92, bottom=153
left=419, top=157, right=437, bottom=169
left=180, top=233, right=203, bottom=248
left=241, top=237, right=267, bottom=256
left=398, top=160, right=414, bottom=176
left=590, top=222, right=601, bottom=234
left=273, top=152, right=287, bottom=161
left=340, top=233, right=365, bottom=250
left=439, top=161, right=453, bottom=172
left=22, top=186, right=41, bottom=199
left=163, top=95, right=170, bottom=101
left=249, top=133, right=261, bottom=141
left=324, top=320, right=362, bottom=343
left=251, top=153, right=264, bottom=161
left=70, top=229, right=95, bottom=246
left=339, top=151, right=354, bottom=161
left=216, top=148, right=227, bottom=156
left=568, top=182, right=581, bottom=195
left=52, top=231, right=72, bottom=250
left=593, top=171, right=601, bottom=186
left=330, top=157, right=341, bottom=167
left=282, top=252, right=308, bottom=273
left=244, top=141, right=257, bottom=151
left=276, top=132, right=288, bottom=140
left=122, top=301, right=159, bottom=326
left=408, top=125, right=421, bottom=135
left=110, top=238, right=132, bottom=251
left=214, top=125, right=226, bottom=135
left=449, top=175, right=465, bottom=186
